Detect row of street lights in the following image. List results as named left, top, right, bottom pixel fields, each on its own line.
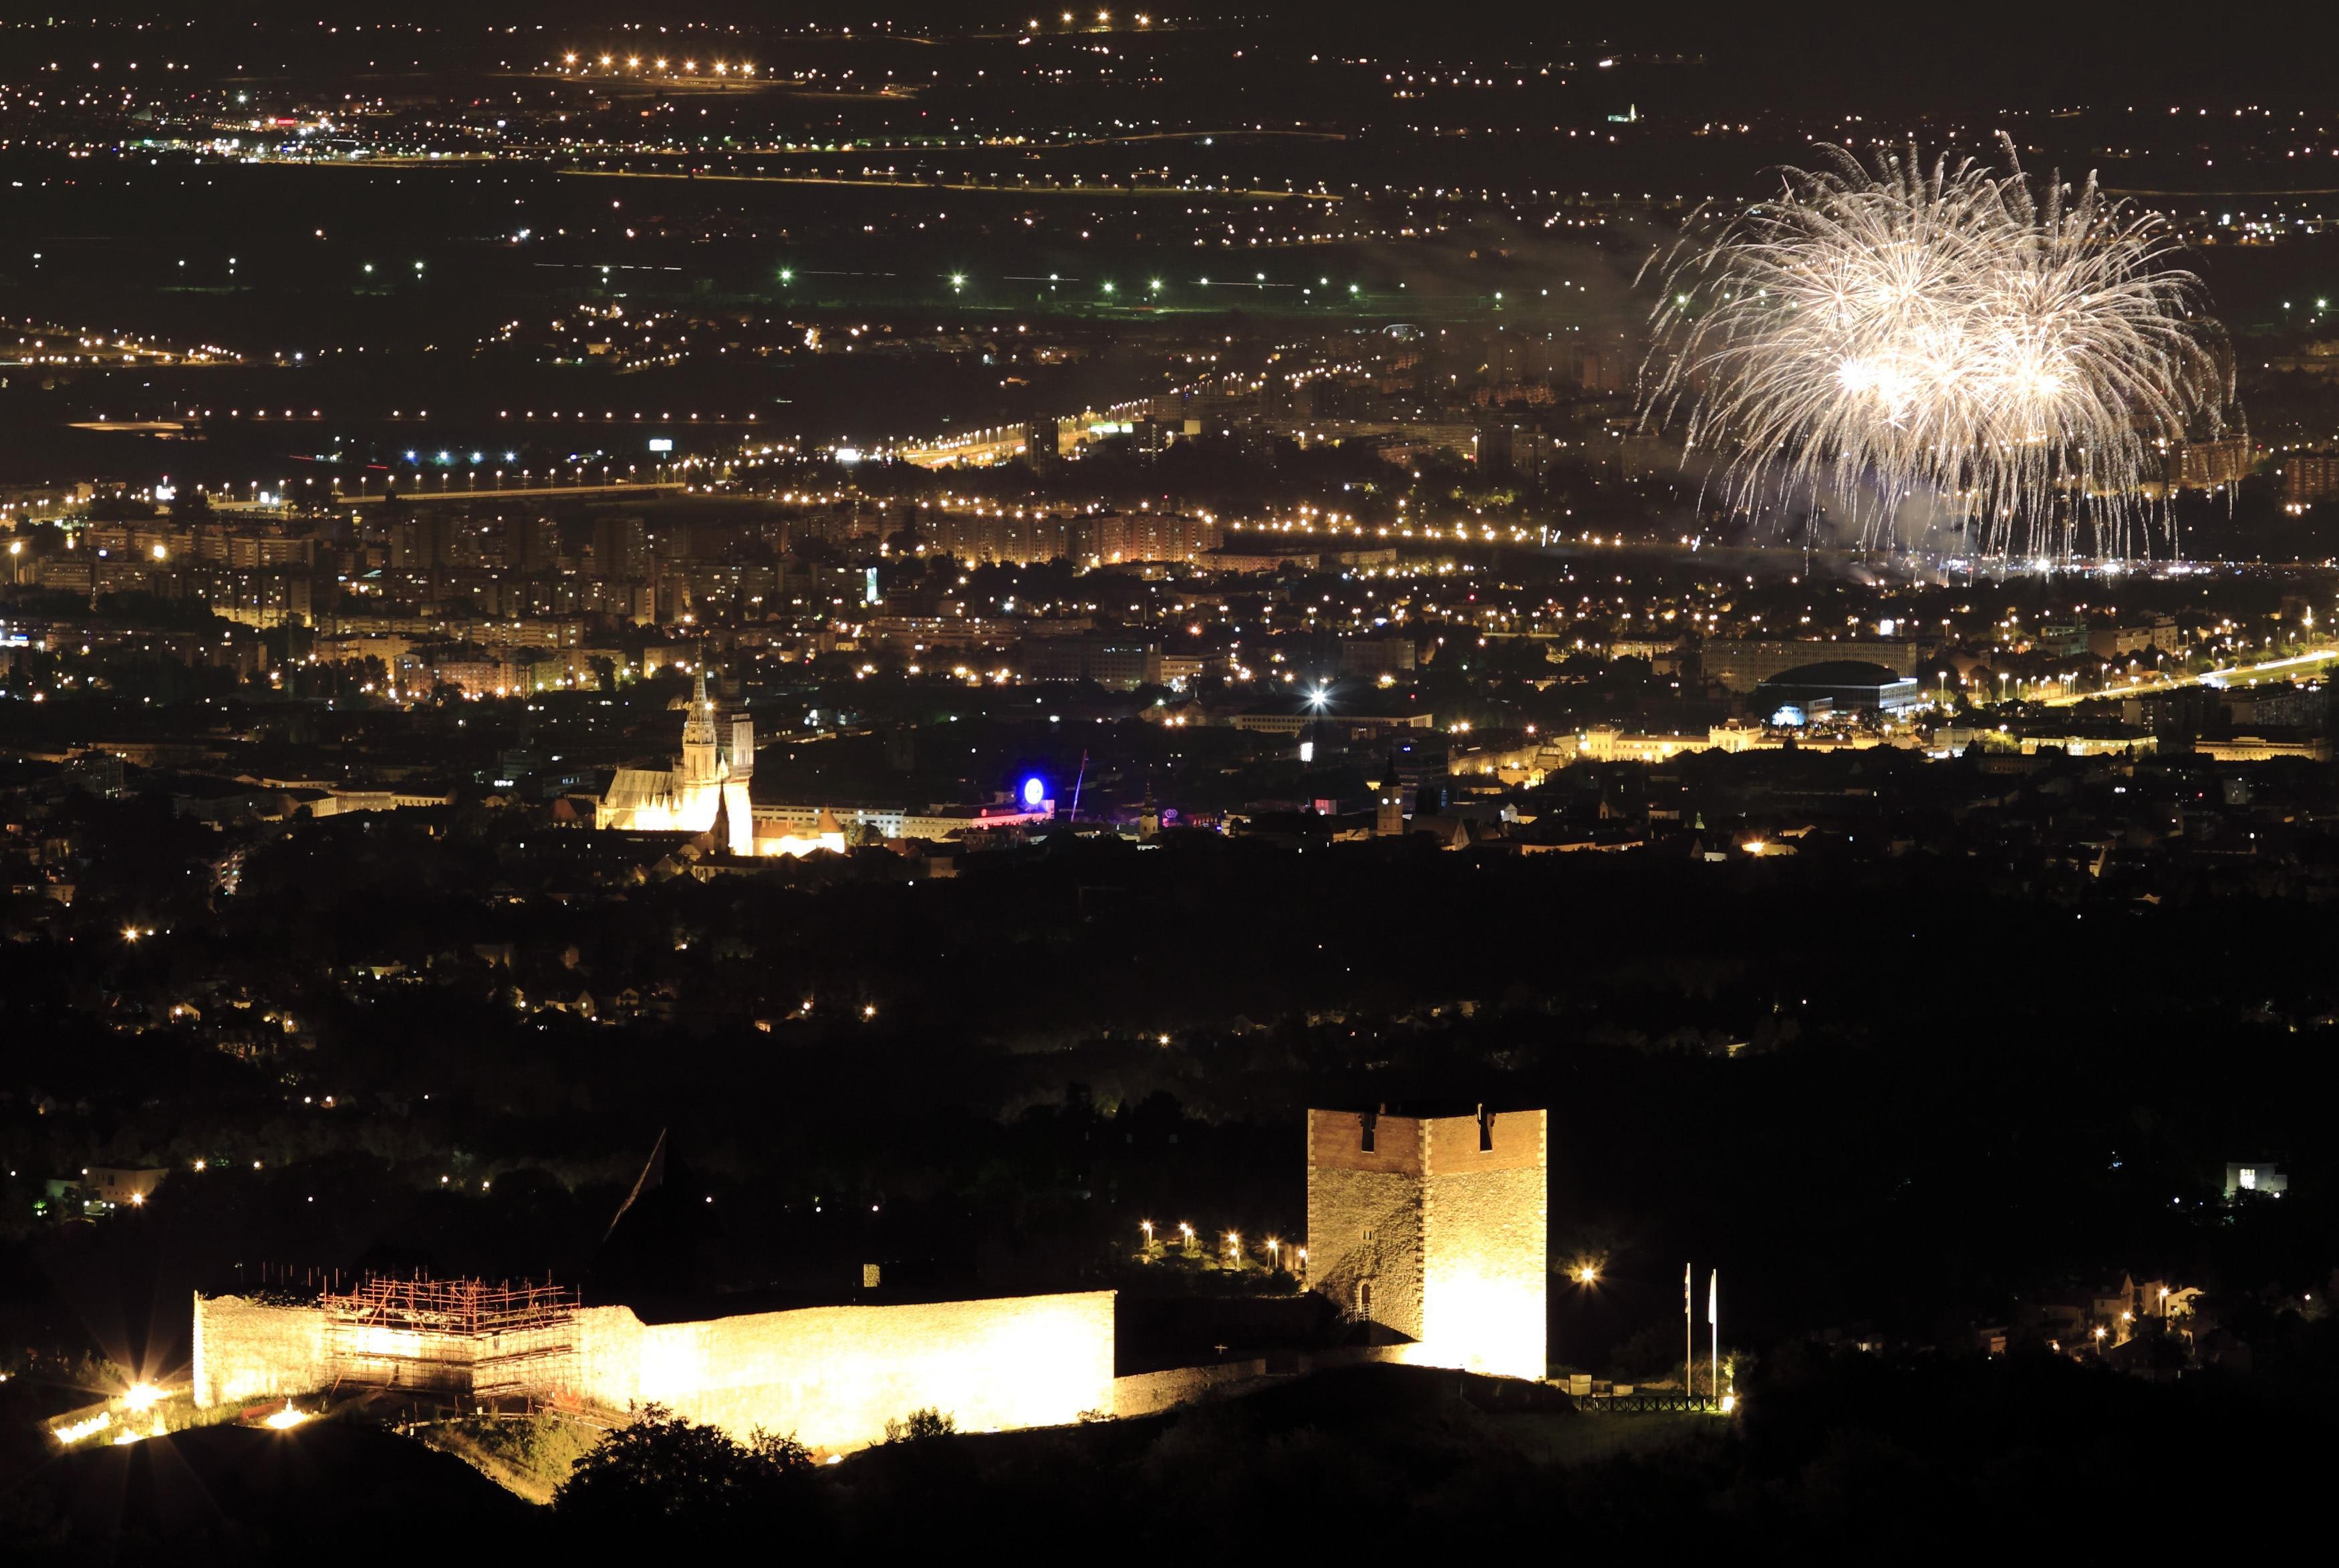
left=1138, top=1219, right=1301, bottom=1273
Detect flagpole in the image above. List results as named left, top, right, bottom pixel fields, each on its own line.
left=1708, top=1267, right=1719, bottom=1410
left=1685, top=1261, right=1694, bottom=1400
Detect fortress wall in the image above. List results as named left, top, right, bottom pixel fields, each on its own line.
left=578, top=1290, right=1116, bottom=1452
left=1421, top=1110, right=1548, bottom=1380
left=190, top=1294, right=329, bottom=1409
left=1112, top=1358, right=1270, bottom=1418
left=575, top=1303, right=647, bottom=1409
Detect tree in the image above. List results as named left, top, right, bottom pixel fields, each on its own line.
left=882, top=1408, right=956, bottom=1443
left=552, top=1404, right=817, bottom=1539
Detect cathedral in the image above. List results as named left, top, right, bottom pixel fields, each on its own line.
left=597, top=667, right=755, bottom=856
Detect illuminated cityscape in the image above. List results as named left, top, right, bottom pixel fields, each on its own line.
left=1, top=5, right=2336, bottom=1557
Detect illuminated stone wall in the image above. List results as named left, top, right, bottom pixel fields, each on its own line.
left=1112, top=1358, right=1270, bottom=1418
left=193, top=1287, right=1114, bottom=1452
left=573, top=1291, right=1115, bottom=1452
left=1422, top=1110, right=1548, bottom=1380
left=1306, top=1110, right=1427, bottom=1341
left=190, top=1294, right=330, bottom=1409
left=1307, top=1108, right=1548, bottom=1381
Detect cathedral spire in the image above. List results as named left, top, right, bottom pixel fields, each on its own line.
left=681, top=659, right=718, bottom=784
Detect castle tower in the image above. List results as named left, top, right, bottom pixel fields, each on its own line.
left=1306, top=1106, right=1547, bottom=1380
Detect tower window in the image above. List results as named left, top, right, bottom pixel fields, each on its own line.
left=1479, top=1107, right=1495, bottom=1152
left=1359, top=1281, right=1373, bottom=1321
left=1360, top=1111, right=1376, bottom=1153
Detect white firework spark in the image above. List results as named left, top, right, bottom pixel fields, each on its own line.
left=1639, top=140, right=2234, bottom=557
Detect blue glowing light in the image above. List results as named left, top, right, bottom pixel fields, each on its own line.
left=1021, top=776, right=1047, bottom=808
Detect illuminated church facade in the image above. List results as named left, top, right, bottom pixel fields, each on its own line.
left=596, top=668, right=756, bottom=856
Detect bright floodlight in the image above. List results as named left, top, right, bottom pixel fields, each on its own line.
left=1021, top=776, right=1047, bottom=808
left=124, top=1383, right=162, bottom=1412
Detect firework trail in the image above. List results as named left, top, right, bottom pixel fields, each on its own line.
left=1639, top=139, right=2234, bottom=557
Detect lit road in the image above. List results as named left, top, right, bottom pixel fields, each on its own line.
left=212, top=481, right=689, bottom=512
left=2032, top=646, right=2339, bottom=707
left=557, top=168, right=1337, bottom=201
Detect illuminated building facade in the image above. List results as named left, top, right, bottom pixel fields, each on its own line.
left=1306, top=1106, right=1547, bottom=1380
left=750, top=798, right=1052, bottom=849
left=596, top=667, right=754, bottom=855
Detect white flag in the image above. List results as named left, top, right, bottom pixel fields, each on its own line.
left=1707, top=1269, right=1717, bottom=1326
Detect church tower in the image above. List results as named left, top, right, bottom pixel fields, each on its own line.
left=1375, top=752, right=1407, bottom=836
left=680, top=665, right=720, bottom=788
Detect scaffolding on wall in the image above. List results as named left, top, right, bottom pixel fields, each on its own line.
left=321, top=1275, right=580, bottom=1402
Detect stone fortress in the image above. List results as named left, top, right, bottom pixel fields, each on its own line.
left=194, top=1283, right=1116, bottom=1457
left=192, top=1106, right=1548, bottom=1449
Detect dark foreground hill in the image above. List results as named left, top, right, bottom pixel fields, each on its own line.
left=11, top=1353, right=2339, bottom=1561
left=10, top=1422, right=531, bottom=1565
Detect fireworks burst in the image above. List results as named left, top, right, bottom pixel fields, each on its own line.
left=1639, top=140, right=2234, bottom=557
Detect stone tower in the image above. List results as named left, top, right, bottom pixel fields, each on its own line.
left=1306, top=1106, right=1547, bottom=1380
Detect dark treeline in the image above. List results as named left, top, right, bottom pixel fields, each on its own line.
left=4, top=787, right=2338, bottom=1378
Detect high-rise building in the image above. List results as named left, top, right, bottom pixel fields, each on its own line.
left=513, top=516, right=561, bottom=575
left=1023, top=635, right=1163, bottom=689
left=591, top=516, right=650, bottom=581
left=2165, top=437, right=2253, bottom=490
left=389, top=513, right=456, bottom=571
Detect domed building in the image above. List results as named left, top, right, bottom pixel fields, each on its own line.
left=1752, top=660, right=1922, bottom=722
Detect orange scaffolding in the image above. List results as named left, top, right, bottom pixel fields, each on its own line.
left=321, top=1275, right=580, bottom=1401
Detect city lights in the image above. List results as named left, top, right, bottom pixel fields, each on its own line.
left=0, top=21, right=2316, bottom=1541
